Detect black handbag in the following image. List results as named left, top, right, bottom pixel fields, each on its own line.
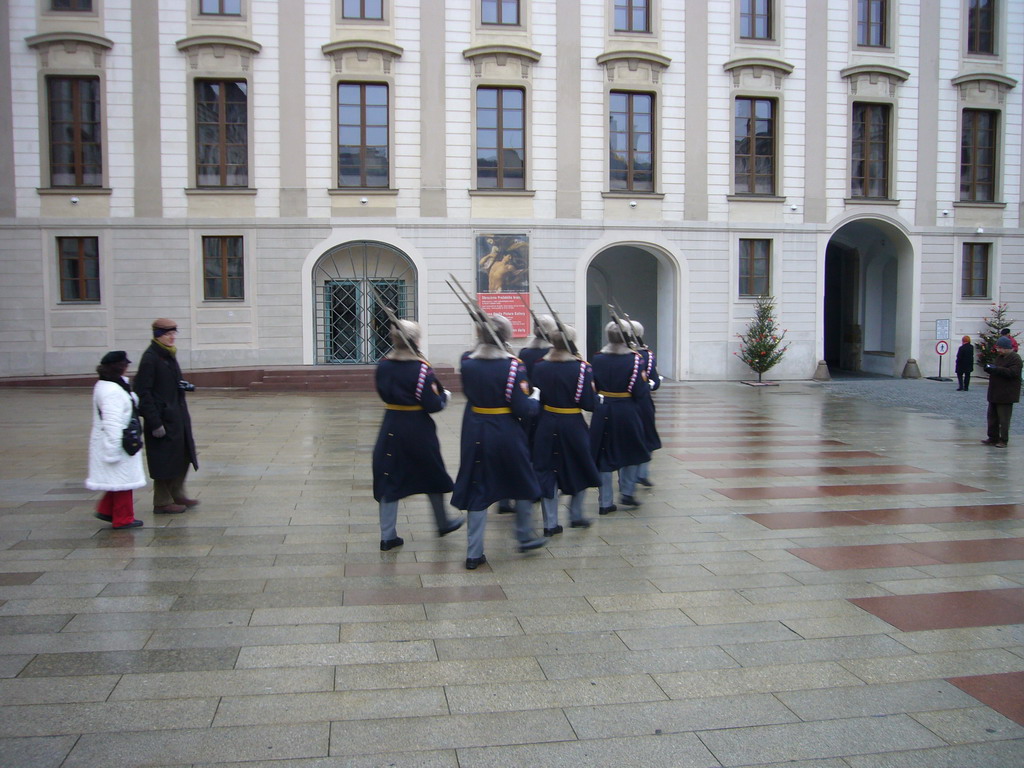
left=122, top=412, right=143, bottom=456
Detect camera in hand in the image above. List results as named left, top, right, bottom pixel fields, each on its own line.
left=178, top=380, right=196, bottom=392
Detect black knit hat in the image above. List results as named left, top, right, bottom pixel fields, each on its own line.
left=100, top=350, right=130, bottom=365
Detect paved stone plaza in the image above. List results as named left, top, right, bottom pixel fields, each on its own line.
left=0, top=380, right=1022, bottom=767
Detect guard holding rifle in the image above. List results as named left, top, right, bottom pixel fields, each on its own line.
left=372, top=317, right=463, bottom=551
left=630, top=319, right=661, bottom=488
left=448, top=277, right=547, bottom=569
left=589, top=318, right=652, bottom=514
left=532, top=323, right=599, bottom=535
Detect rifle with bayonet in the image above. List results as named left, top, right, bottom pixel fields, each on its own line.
left=605, top=301, right=639, bottom=351
left=446, top=274, right=512, bottom=353
left=516, top=294, right=554, bottom=346
left=535, top=286, right=581, bottom=359
left=612, top=298, right=646, bottom=349
left=368, top=283, right=425, bottom=361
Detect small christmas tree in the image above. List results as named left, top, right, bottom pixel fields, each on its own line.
left=976, top=302, right=1017, bottom=368
left=736, top=295, right=790, bottom=383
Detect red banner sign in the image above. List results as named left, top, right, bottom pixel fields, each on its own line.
left=478, top=293, right=530, bottom=337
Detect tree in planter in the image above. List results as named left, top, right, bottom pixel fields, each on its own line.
left=736, top=295, right=790, bottom=383
left=976, top=302, right=1017, bottom=369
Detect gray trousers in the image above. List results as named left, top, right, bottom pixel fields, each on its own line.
left=153, top=474, right=188, bottom=507
left=379, top=493, right=451, bottom=540
left=599, top=466, right=638, bottom=506
left=467, top=499, right=537, bottom=559
left=541, top=490, right=587, bottom=529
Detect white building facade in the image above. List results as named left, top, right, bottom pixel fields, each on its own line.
left=1, top=0, right=1022, bottom=380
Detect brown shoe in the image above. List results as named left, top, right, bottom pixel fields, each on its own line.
left=153, top=504, right=187, bottom=514
left=173, top=497, right=200, bottom=507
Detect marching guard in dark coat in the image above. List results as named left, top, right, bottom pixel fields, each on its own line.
left=589, top=321, right=652, bottom=514
left=372, top=320, right=463, bottom=551
left=517, top=314, right=556, bottom=378
left=531, top=325, right=599, bottom=535
left=451, top=315, right=547, bottom=569
left=631, top=320, right=661, bottom=488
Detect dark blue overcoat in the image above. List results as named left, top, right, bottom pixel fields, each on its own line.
left=531, top=358, right=601, bottom=496
left=589, top=351, right=652, bottom=471
left=372, top=359, right=454, bottom=502
left=636, top=349, right=662, bottom=452
left=451, top=357, right=541, bottom=510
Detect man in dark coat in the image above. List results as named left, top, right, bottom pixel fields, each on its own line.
left=955, top=335, right=974, bottom=391
left=134, top=318, right=198, bottom=513
left=372, top=319, right=462, bottom=551
left=982, top=335, right=1022, bottom=448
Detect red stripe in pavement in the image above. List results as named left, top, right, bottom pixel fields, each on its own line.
left=746, top=504, right=1024, bottom=529
left=788, top=538, right=1024, bottom=570
left=716, top=481, right=984, bottom=500
left=947, top=672, right=1024, bottom=727
left=849, top=588, right=1024, bottom=631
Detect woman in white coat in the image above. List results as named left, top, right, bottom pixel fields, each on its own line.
left=87, top=351, right=147, bottom=529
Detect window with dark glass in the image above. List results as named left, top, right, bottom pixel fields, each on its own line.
left=195, top=80, right=248, bottom=187
left=739, top=239, right=770, bottom=297
left=735, top=97, right=775, bottom=195
left=609, top=91, right=654, bottom=192
left=203, top=236, right=245, bottom=300
left=962, top=243, right=990, bottom=298
left=740, top=0, right=772, bottom=39
left=200, top=0, right=242, bottom=14
left=961, top=109, right=997, bottom=202
left=851, top=102, right=890, bottom=199
left=857, top=0, right=887, bottom=46
left=58, top=237, right=99, bottom=302
left=614, top=0, right=650, bottom=33
left=482, top=0, right=519, bottom=25
left=342, top=0, right=383, bottom=19
left=967, top=0, right=995, bottom=54
left=476, top=87, right=525, bottom=190
left=47, top=76, right=102, bottom=187
left=338, top=83, right=389, bottom=188
left=51, top=0, right=93, bottom=10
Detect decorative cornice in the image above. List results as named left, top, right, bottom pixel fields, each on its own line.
left=463, top=44, right=541, bottom=78
left=723, top=56, right=794, bottom=89
left=840, top=63, right=910, bottom=96
left=176, top=35, right=262, bottom=71
left=596, top=49, right=671, bottom=83
left=25, top=32, right=113, bottom=67
left=951, top=71, right=1018, bottom=103
left=322, top=40, right=404, bottom=74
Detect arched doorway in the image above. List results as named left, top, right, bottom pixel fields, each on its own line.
left=312, top=241, right=416, bottom=364
left=824, top=219, right=914, bottom=377
left=585, top=244, right=677, bottom=376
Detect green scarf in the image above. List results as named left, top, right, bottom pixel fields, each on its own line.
left=154, top=338, right=177, bottom=356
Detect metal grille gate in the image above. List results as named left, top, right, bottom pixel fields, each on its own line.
left=313, top=242, right=416, bottom=364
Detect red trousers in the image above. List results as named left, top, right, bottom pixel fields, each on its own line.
left=96, top=490, right=136, bottom=527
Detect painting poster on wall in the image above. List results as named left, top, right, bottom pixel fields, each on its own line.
left=475, top=233, right=530, bottom=336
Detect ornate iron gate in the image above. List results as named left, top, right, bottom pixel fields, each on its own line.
left=313, top=242, right=416, bottom=364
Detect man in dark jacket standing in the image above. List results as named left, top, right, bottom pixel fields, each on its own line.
left=982, top=335, right=1022, bottom=448
left=134, top=319, right=199, bottom=513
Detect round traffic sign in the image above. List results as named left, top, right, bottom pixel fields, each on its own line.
left=936, top=341, right=949, bottom=355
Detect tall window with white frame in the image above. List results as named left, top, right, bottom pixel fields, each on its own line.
left=481, top=0, right=519, bottom=25
left=961, top=109, right=997, bottom=202
left=740, top=0, right=772, bottom=40
left=962, top=243, right=990, bottom=299
left=57, top=236, right=99, bottom=302
left=739, top=239, right=771, bottom=298
left=614, top=0, right=649, bottom=33
left=857, top=0, right=887, bottom=46
left=200, top=0, right=241, bottom=15
left=342, top=0, right=383, bottom=19
left=851, top=102, right=890, bottom=199
left=735, top=97, right=776, bottom=195
left=195, top=80, right=248, bottom=187
left=203, top=236, right=245, bottom=300
left=338, top=83, right=389, bottom=188
left=47, top=76, right=101, bottom=188
left=476, top=87, right=525, bottom=190
left=50, top=0, right=92, bottom=10
left=967, top=0, right=995, bottom=54
left=609, top=91, right=654, bottom=192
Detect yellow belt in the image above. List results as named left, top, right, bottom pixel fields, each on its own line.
left=385, top=404, right=423, bottom=411
left=599, top=391, right=631, bottom=398
left=544, top=405, right=581, bottom=414
left=471, top=406, right=512, bottom=414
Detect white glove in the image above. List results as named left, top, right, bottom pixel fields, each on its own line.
left=529, top=387, right=541, bottom=401
left=598, top=394, right=605, bottom=404
left=440, top=389, right=452, bottom=410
